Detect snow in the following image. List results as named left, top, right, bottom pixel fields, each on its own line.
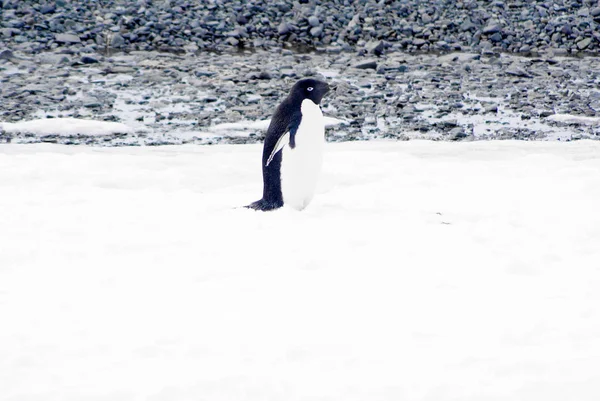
left=547, top=113, right=600, bottom=125
left=1, top=140, right=600, bottom=401
left=0, top=117, right=133, bottom=136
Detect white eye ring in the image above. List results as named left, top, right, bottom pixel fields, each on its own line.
left=307, top=87, right=314, bottom=91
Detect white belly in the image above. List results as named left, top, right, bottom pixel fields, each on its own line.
left=281, top=99, right=325, bottom=211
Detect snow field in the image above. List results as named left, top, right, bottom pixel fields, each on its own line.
left=1, top=141, right=599, bottom=401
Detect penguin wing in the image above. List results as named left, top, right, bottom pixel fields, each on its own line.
left=263, top=100, right=301, bottom=167
left=265, top=131, right=290, bottom=167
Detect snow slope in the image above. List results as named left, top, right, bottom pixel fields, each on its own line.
left=1, top=141, right=600, bottom=401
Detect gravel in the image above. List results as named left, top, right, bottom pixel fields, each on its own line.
left=1, top=0, right=599, bottom=55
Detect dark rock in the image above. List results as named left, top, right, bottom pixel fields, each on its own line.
left=0, top=49, right=14, bottom=60
left=353, top=60, right=377, bottom=70
left=81, top=55, right=99, bottom=64
left=236, top=14, right=248, bottom=25
left=449, top=127, right=468, bottom=140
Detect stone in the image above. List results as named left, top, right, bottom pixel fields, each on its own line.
left=483, top=23, right=502, bottom=34
left=353, top=60, right=377, bottom=70
left=111, top=33, right=126, bottom=48
left=308, top=16, right=320, bottom=27
left=40, top=4, right=56, bottom=14
left=0, top=49, right=14, bottom=60
left=366, top=40, right=385, bottom=56
left=591, top=7, right=600, bottom=17
left=278, top=22, right=292, bottom=35
left=576, top=38, right=592, bottom=50
left=81, top=55, right=99, bottom=64
left=236, top=14, right=248, bottom=25
left=310, top=26, right=323, bottom=37
left=490, top=32, right=503, bottom=42
left=55, top=33, right=81, bottom=44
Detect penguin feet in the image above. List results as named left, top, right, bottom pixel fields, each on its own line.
left=245, top=198, right=284, bottom=211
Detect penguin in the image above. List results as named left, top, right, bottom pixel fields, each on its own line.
left=246, top=78, right=330, bottom=211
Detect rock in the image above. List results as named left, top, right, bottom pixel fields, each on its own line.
left=308, top=16, right=320, bottom=27
left=461, top=20, right=478, bottom=31
left=482, top=23, right=502, bottom=34
left=111, top=33, right=126, bottom=48
left=449, top=127, right=468, bottom=140
left=40, top=4, right=56, bottom=14
left=310, top=26, right=323, bottom=37
left=1, top=28, right=14, bottom=38
left=55, top=33, right=81, bottom=44
left=576, top=38, right=592, bottom=50
left=506, top=66, right=533, bottom=77
left=412, top=38, right=427, bottom=46
left=484, top=104, right=498, bottom=113
left=226, top=37, right=239, bottom=46
left=81, top=55, right=99, bottom=64
left=0, top=49, right=14, bottom=60
left=490, top=32, right=503, bottom=42
left=236, top=14, right=248, bottom=25
left=366, top=40, right=385, bottom=56
left=278, top=22, right=292, bottom=35
left=39, top=54, right=70, bottom=64
left=591, top=7, right=600, bottom=17
left=353, top=60, right=377, bottom=70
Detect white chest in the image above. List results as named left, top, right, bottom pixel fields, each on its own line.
left=280, top=99, right=325, bottom=210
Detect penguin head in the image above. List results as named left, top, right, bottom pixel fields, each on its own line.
left=290, top=78, right=330, bottom=105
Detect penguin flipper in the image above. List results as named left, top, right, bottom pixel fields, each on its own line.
left=265, top=131, right=290, bottom=167
left=245, top=198, right=284, bottom=211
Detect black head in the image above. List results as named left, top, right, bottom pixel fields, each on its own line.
left=289, top=78, right=330, bottom=105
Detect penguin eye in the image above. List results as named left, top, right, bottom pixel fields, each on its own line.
left=307, top=87, right=314, bottom=92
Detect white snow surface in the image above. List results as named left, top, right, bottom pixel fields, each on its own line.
left=1, top=141, right=600, bottom=401
left=547, top=114, right=600, bottom=125
left=0, top=117, right=133, bottom=136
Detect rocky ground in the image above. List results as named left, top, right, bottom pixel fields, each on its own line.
left=1, top=0, right=599, bottom=145
left=3, top=0, right=600, bottom=55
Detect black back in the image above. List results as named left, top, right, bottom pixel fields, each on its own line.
left=246, top=78, right=330, bottom=211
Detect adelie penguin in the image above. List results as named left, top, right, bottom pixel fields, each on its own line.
left=247, top=78, right=330, bottom=211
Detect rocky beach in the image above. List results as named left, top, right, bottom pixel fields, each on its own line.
left=1, top=0, right=600, bottom=145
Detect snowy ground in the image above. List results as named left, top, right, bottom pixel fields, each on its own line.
left=1, top=141, right=600, bottom=401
